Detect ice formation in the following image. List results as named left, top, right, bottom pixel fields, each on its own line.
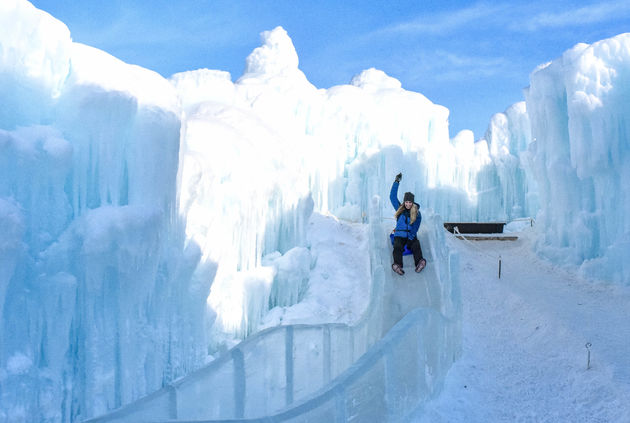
left=1, top=1, right=201, bottom=420
left=525, top=33, right=630, bottom=283
left=1, top=0, right=629, bottom=421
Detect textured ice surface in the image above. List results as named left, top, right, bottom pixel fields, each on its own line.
left=525, top=33, right=630, bottom=284
left=0, top=2, right=196, bottom=421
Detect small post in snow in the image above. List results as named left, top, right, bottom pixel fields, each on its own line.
left=498, top=255, right=502, bottom=279
left=586, top=342, right=592, bottom=370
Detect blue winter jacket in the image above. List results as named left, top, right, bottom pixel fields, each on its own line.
left=390, top=181, right=421, bottom=240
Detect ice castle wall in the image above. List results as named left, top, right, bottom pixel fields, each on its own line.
left=0, top=2, right=206, bottom=421
left=525, top=33, right=630, bottom=284
left=171, top=28, right=463, bottom=346
left=174, top=27, right=537, bottom=254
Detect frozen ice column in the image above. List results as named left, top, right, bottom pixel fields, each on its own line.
left=526, top=33, right=630, bottom=283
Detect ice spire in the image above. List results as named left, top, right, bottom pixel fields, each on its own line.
left=243, top=26, right=300, bottom=76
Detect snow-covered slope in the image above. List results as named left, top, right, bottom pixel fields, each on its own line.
left=413, top=229, right=630, bottom=422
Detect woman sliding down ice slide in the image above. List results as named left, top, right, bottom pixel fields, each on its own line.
left=390, top=173, right=426, bottom=275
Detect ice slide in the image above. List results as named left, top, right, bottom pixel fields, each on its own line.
left=84, top=198, right=461, bottom=423
left=380, top=223, right=445, bottom=336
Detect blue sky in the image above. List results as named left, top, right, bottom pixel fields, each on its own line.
left=30, top=0, right=630, bottom=138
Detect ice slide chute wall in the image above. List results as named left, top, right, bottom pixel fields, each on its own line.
left=84, top=198, right=461, bottom=422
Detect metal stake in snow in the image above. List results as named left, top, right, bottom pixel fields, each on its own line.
left=586, top=342, right=592, bottom=370
left=498, top=255, right=502, bottom=279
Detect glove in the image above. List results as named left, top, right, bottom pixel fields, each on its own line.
left=395, top=173, right=402, bottom=183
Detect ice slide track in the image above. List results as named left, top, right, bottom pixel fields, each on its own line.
left=84, top=198, right=461, bottom=423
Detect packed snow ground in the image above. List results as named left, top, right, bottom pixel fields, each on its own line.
left=412, top=226, right=630, bottom=423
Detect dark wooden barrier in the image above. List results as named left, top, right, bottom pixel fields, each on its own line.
left=443, top=222, right=506, bottom=234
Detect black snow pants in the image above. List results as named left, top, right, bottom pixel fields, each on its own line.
left=392, top=236, right=424, bottom=268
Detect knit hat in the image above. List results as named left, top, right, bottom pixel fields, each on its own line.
left=403, top=192, right=414, bottom=203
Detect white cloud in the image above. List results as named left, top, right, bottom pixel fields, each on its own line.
left=387, top=49, right=518, bottom=85
left=377, top=3, right=506, bottom=36
left=431, top=52, right=515, bottom=80
left=512, top=1, right=630, bottom=31
left=376, top=1, right=629, bottom=37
